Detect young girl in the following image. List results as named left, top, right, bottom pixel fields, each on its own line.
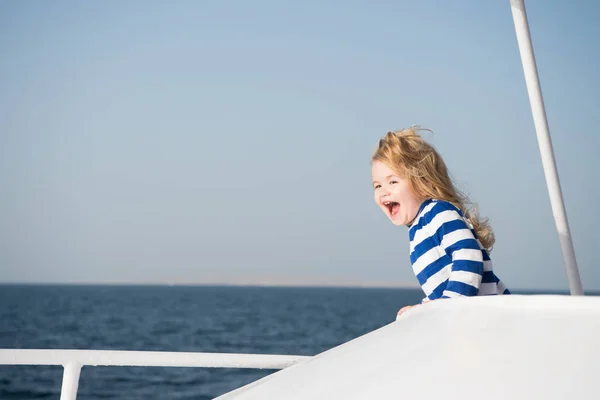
left=371, top=126, right=510, bottom=318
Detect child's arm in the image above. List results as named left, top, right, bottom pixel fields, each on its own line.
left=435, top=207, right=484, bottom=298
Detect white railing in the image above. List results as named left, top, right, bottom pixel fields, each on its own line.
left=509, top=0, right=583, bottom=295
left=0, top=349, right=311, bottom=400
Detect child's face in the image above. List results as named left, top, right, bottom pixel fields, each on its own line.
left=371, top=161, right=424, bottom=226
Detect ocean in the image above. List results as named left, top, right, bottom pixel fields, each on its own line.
left=0, top=284, right=425, bottom=399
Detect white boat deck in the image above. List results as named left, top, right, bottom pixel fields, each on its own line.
left=216, top=294, right=600, bottom=399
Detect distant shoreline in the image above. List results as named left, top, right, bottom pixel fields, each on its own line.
left=0, top=281, right=421, bottom=290
left=0, top=281, right=595, bottom=295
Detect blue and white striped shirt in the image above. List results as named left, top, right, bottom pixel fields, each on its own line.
left=409, top=199, right=510, bottom=301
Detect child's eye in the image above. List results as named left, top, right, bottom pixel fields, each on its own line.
left=390, top=180, right=398, bottom=185
left=373, top=184, right=381, bottom=190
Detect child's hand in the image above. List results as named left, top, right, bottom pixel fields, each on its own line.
left=396, top=304, right=417, bottom=320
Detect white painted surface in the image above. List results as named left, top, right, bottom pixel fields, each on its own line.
left=60, top=363, right=82, bottom=400
left=509, top=0, right=583, bottom=295
left=0, top=349, right=309, bottom=369
left=216, top=295, right=600, bottom=399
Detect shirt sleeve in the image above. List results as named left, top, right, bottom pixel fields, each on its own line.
left=433, top=208, right=484, bottom=298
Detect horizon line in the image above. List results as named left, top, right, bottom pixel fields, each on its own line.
left=0, top=280, right=421, bottom=290
left=0, top=280, right=587, bottom=293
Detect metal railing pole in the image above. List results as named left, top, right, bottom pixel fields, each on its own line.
left=508, top=0, right=583, bottom=295
left=60, top=362, right=82, bottom=400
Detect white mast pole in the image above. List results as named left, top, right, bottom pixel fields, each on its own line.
left=508, top=0, right=583, bottom=295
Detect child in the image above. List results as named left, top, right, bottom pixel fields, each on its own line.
left=371, top=126, right=510, bottom=318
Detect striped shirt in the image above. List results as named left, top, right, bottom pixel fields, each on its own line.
left=408, top=199, right=510, bottom=301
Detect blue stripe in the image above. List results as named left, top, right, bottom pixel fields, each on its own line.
left=482, top=271, right=499, bottom=283
left=435, top=219, right=467, bottom=239
left=445, top=281, right=479, bottom=296
left=451, top=259, right=483, bottom=275
left=416, top=257, right=451, bottom=284
left=482, top=250, right=491, bottom=261
left=411, top=238, right=433, bottom=263
left=445, top=238, right=480, bottom=254
left=430, top=280, right=447, bottom=299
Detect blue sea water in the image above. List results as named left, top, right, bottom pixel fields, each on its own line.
left=0, top=285, right=425, bottom=399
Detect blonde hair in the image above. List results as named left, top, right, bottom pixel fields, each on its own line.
left=372, top=126, right=495, bottom=252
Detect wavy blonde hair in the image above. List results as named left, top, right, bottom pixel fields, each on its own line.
left=372, top=126, right=495, bottom=252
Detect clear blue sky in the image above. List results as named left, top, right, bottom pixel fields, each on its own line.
left=1, top=0, right=599, bottom=292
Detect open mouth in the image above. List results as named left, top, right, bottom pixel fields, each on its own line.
left=383, top=201, right=400, bottom=217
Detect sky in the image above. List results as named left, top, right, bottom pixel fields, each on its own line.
left=1, top=0, right=599, bottom=292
